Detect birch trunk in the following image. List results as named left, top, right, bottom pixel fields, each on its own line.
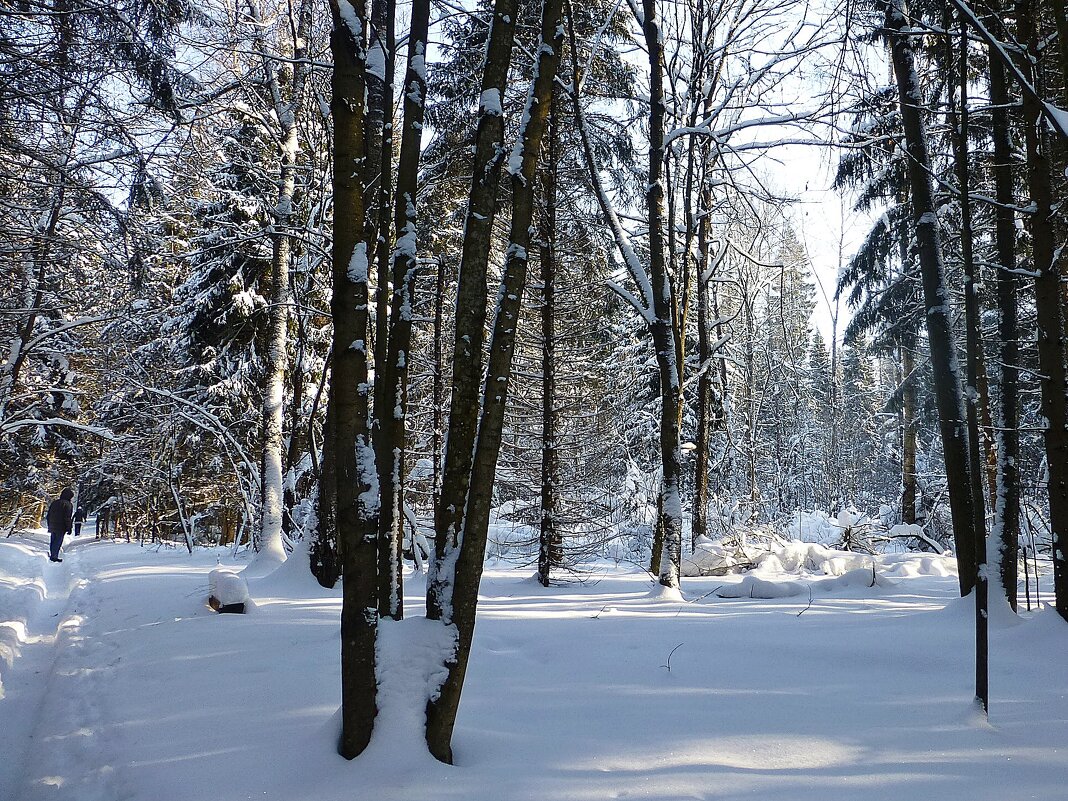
left=249, top=0, right=312, bottom=567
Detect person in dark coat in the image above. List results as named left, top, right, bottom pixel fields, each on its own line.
left=74, top=504, right=86, bottom=536
left=46, top=488, right=74, bottom=562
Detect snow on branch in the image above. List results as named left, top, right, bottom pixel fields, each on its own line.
left=129, top=381, right=261, bottom=486
left=23, top=314, right=114, bottom=354
left=945, top=0, right=1068, bottom=141
left=0, top=416, right=118, bottom=439
left=664, top=109, right=822, bottom=147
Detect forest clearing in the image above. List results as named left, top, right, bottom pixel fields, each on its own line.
left=1, top=526, right=1066, bottom=801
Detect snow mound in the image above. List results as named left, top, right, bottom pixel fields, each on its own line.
left=681, top=539, right=738, bottom=576
left=0, top=532, right=72, bottom=693
left=716, top=567, right=896, bottom=599
left=717, top=576, right=807, bottom=599
left=209, top=567, right=249, bottom=607
left=785, top=509, right=842, bottom=544
left=882, top=555, right=951, bottom=578
left=687, top=536, right=956, bottom=583
left=821, top=567, right=897, bottom=590
left=646, top=583, right=685, bottom=603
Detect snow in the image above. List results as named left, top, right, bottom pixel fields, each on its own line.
left=335, top=0, right=363, bottom=41
left=2, top=528, right=1067, bottom=801
left=209, top=566, right=249, bottom=606
left=347, top=242, right=369, bottom=284
left=479, top=88, right=502, bottom=117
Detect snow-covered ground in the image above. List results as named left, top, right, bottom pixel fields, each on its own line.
left=1, top=527, right=1066, bottom=801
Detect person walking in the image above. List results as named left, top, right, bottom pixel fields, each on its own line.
left=46, top=488, right=75, bottom=562
left=74, top=504, right=86, bottom=536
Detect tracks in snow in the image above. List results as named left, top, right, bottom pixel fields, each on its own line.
left=10, top=543, right=130, bottom=801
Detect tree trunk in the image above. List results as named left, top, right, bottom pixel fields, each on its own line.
left=901, top=335, right=918, bottom=526
left=1020, top=0, right=1068, bottom=622
left=432, top=255, right=446, bottom=512
left=693, top=184, right=713, bottom=546
left=989, top=40, right=1019, bottom=611
left=951, top=22, right=988, bottom=713
left=247, top=0, right=313, bottom=567
left=330, top=2, right=379, bottom=759
left=884, top=0, right=978, bottom=595
left=643, top=0, right=684, bottom=589
left=310, top=386, right=342, bottom=588
left=538, top=90, right=561, bottom=586
left=375, top=0, right=428, bottom=621
left=427, top=0, right=520, bottom=627
left=425, top=0, right=565, bottom=761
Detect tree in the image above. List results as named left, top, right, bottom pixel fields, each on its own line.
left=881, top=0, right=979, bottom=595
left=329, top=0, right=379, bottom=759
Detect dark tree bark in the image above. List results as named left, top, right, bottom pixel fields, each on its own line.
left=375, top=0, right=429, bottom=621
left=693, top=182, right=714, bottom=546
left=951, top=21, right=988, bottom=713
left=538, top=89, right=562, bottom=586
left=642, top=0, right=684, bottom=589
left=362, top=0, right=401, bottom=618
left=329, top=1, right=379, bottom=759
left=1019, top=0, right=1068, bottom=622
left=989, top=38, right=1019, bottom=611
left=901, top=334, right=918, bottom=526
left=883, top=0, right=978, bottom=595
left=427, top=0, right=519, bottom=627
left=432, top=255, right=446, bottom=512
left=310, top=393, right=342, bottom=588
left=425, top=0, right=565, bottom=761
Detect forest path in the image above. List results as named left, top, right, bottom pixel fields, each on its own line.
left=2, top=534, right=342, bottom=801
left=0, top=533, right=90, bottom=799
left=2, top=533, right=228, bottom=801
left=7, top=533, right=161, bottom=801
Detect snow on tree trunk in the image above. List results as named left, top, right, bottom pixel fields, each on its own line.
left=643, top=0, right=683, bottom=590
left=247, top=0, right=314, bottom=569
left=1018, top=1, right=1068, bottom=623
left=376, top=0, right=430, bottom=621
left=988, top=43, right=1019, bottom=611
left=883, top=0, right=978, bottom=596
left=538, top=91, right=562, bottom=587
left=426, top=0, right=519, bottom=631
left=950, top=25, right=988, bottom=713
left=425, top=0, right=565, bottom=762
left=330, top=2, right=379, bottom=760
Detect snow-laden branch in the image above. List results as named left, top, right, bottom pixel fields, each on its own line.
left=665, top=109, right=823, bottom=147
left=23, top=314, right=114, bottom=354
left=128, top=381, right=261, bottom=487
left=728, top=238, right=784, bottom=269
left=0, top=416, right=118, bottom=439
left=565, top=4, right=654, bottom=325
left=700, top=240, right=728, bottom=285
left=945, top=0, right=1068, bottom=140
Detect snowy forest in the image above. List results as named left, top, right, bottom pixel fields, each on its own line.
left=2, top=0, right=1068, bottom=798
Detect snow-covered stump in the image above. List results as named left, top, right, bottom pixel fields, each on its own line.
left=208, top=567, right=249, bottom=614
